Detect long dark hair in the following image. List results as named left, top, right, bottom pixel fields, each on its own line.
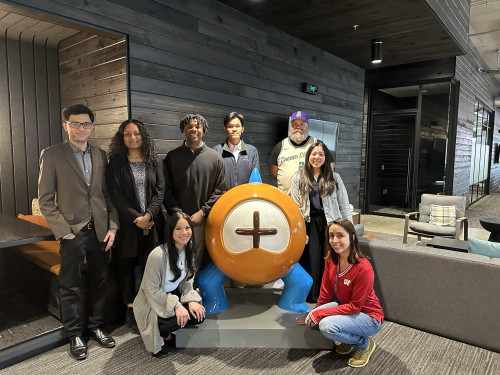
left=298, top=141, right=336, bottom=199
left=166, top=212, right=196, bottom=281
left=325, top=219, right=365, bottom=265
left=108, top=119, right=158, bottom=166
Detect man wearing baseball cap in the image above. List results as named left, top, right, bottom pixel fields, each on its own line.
left=268, top=110, right=317, bottom=193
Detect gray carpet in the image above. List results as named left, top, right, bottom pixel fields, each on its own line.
left=466, top=188, right=500, bottom=229
left=5, top=322, right=500, bottom=374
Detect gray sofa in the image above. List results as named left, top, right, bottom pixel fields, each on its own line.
left=359, top=237, right=500, bottom=353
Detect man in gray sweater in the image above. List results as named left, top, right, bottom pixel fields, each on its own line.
left=163, top=114, right=226, bottom=270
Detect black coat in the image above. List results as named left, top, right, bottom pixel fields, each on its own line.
left=106, top=155, right=165, bottom=258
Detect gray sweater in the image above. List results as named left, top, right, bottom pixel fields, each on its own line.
left=163, top=142, right=226, bottom=215
left=133, top=245, right=202, bottom=354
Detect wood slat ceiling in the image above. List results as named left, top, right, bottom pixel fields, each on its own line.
left=219, top=0, right=464, bottom=70
left=0, top=3, right=120, bottom=45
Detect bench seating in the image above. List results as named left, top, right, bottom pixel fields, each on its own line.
left=9, top=214, right=123, bottom=324
left=360, top=237, right=500, bottom=353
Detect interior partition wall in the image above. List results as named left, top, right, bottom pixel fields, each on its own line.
left=469, top=101, right=493, bottom=204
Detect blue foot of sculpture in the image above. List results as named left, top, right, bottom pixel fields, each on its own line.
left=277, top=263, right=313, bottom=312
left=197, top=262, right=230, bottom=314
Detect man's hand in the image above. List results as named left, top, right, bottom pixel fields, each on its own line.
left=104, top=229, right=117, bottom=251
left=188, top=301, right=206, bottom=322
left=175, top=304, right=190, bottom=327
left=190, top=210, right=204, bottom=225
left=134, top=212, right=153, bottom=229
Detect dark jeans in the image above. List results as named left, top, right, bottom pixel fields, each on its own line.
left=59, top=223, right=108, bottom=339
left=300, top=214, right=327, bottom=303
left=158, top=304, right=205, bottom=337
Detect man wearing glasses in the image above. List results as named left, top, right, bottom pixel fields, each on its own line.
left=38, top=104, right=119, bottom=360
left=269, top=110, right=317, bottom=193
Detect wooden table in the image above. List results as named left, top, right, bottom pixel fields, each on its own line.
left=0, top=214, right=54, bottom=248
left=426, top=237, right=468, bottom=253
left=479, top=218, right=500, bottom=242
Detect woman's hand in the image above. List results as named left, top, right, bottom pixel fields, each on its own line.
left=188, top=302, right=206, bottom=322
left=175, top=304, right=190, bottom=328
left=134, top=212, right=153, bottom=229
left=305, top=314, right=317, bottom=328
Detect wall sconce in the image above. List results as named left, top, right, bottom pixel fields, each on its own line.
left=371, top=38, right=383, bottom=64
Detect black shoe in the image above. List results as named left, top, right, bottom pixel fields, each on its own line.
left=152, top=345, right=168, bottom=358
left=70, top=336, right=87, bottom=360
left=89, top=328, right=115, bottom=348
left=164, top=334, right=176, bottom=348
left=126, top=306, right=139, bottom=333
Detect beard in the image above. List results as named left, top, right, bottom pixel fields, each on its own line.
left=289, top=129, right=308, bottom=143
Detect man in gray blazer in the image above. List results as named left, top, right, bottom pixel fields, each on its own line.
left=38, top=104, right=119, bottom=360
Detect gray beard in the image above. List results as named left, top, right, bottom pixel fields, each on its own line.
left=289, top=131, right=308, bottom=143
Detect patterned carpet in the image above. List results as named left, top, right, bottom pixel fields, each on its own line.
left=5, top=322, right=500, bottom=374
left=466, top=189, right=500, bottom=229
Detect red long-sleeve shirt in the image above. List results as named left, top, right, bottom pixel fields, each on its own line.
left=309, top=257, right=384, bottom=325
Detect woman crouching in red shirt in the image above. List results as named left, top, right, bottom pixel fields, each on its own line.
left=306, top=218, right=384, bottom=368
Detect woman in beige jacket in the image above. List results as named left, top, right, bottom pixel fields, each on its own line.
left=134, top=212, right=205, bottom=356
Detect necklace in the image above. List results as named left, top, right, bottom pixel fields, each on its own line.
left=128, top=154, right=143, bottom=161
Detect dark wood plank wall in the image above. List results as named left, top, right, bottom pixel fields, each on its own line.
left=0, top=31, right=61, bottom=214
left=454, top=42, right=500, bottom=197
left=425, top=0, right=470, bottom=54
left=5, top=0, right=364, bottom=206
left=58, top=32, right=127, bottom=151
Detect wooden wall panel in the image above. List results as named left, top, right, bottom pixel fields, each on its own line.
left=58, top=31, right=127, bottom=149
left=454, top=41, right=500, bottom=198
left=0, top=32, right=61, bottom=214
left=3, top=0, right=364, bottom=208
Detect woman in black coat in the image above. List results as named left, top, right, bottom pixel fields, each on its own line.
left=107, top=119, right=165, bottom=331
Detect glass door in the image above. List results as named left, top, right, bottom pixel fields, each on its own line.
left=469, top=101, right=493, bottom=204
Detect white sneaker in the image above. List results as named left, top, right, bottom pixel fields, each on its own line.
left=272, top=279, right=285, bottom=289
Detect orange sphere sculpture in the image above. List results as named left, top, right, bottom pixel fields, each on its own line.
left=205, top=182, right=306, bottom=285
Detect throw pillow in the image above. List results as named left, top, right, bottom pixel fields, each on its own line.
left=429, top=204, right=456, bottom=226
left=468, top=237, right=500, bottom=258
left=18, top=214, right=50, bottom=228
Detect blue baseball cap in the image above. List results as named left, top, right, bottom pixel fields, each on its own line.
left=290, top=110, right=308, bottom=122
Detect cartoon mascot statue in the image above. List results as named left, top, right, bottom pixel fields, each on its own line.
left=197, top=169, right=312, bottom=313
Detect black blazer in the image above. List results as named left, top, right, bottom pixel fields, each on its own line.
left=106, top=155, right=165, bottom=258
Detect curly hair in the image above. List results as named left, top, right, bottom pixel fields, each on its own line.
left=165, top=212, right=196, bottom=281
left=179, top=114, right=209, bottom=134
left=108, top=119, right=158, bottom=166
left=298, top=141, right=337, bottom=198
left=325, top=219, right=365, bottom=265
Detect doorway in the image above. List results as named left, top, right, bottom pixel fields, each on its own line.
left=366, top=82, right=454, bottom=216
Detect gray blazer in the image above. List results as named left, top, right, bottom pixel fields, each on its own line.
left=134, top=245, right=202, bottom=354
left=38, top=141, right=119, bottom=241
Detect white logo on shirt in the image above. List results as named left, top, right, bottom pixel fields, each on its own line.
left=344, top=279, right=351, bottom=286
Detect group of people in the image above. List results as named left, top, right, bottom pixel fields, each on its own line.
left=37, top=104, right=383, bottom=368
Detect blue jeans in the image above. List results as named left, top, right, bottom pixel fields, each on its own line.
left=309, top=302, right=382, bottom=350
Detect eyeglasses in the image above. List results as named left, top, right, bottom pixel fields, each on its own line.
left=66, top=121, right=93, bottom=129
left=124, top=132, right=141, bottom=138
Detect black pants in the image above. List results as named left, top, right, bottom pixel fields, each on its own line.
left=158, top=304, right=205, bottom=338
left=300, top=215, right=327, bottom=303
left=117, top=235, right=148, bottom=305
left=59, top=223, right=108, bottom=339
